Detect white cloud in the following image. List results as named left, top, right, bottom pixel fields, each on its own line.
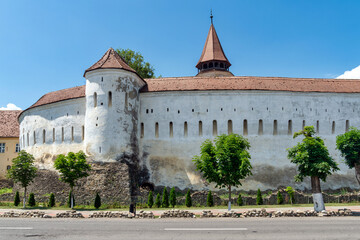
left=0, top=103, right=22, bottom=111
left=337, top=65, right=360, bottom=79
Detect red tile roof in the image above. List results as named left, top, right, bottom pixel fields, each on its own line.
left=20, top=76, right=360, bottom=115
left=27, top=85, right=85, bottom=111
left=196, top=24, right=231, bottom=69
left=0, top=110, right=21, bottom=138
left=141, top=76, right=360, bottom=93
left=84, top=48, right=137, bottom=77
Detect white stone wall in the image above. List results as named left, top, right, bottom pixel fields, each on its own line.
left=19, top=98, right=85, bottom=170
left=84, top=69, right=146, bottom=161
left=139, top=90, right=360, bottom=191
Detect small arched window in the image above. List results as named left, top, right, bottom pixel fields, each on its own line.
left=108, top=91, right=112, bottom=107
left=155, top=122, right=159, bottom=138
left=228, top=120, right=233, bottom=134
left=258, top=120, right=263, bottom=135
left=220, top=63, right=224, bottom=68
left=6, top=165, right=11, bottom=170
left=243, top=119, right=248, bottom=136
left=316, top=120, right=320, bottom=134
left=209, top=62, right=213, bottom=68
left=204, top=63, right=208, bottom=69
left=273, top=120, right=278, bottom=135
left=169, top=122, right=173, bottom=138
left=94, top=92, right=97, bottom=108
left=213, top=120, right=217, bottom=136
left=184, top=122, right=188, bottom=137
left=288, top=120, right=292, bottom=135
left=141, top=123, right=144, bottom=138
left=332, top=121, right=335, bottom=134
left=199, top=121, right=203, bottom=137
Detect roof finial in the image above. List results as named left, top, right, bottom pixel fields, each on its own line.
left=210, top=9, right=213, bottom=24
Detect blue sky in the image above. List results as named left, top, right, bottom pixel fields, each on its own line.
left=1, top=0, right=360, bottom=110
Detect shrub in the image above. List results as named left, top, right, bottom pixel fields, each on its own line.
left=155, top=193, right=161, bottom=208
left=14, top=191, right=20, bottom=207
left=207, top=190, right=214, bottom=207
left=237, top=193, right=243, bottom=206
left=277, top=191, right=283, bottom=205
left=256, top=189, right=263, bottom=205
left=285, top=186, right=295, bottom=204
left=94, top=193, right=101, bottom=209
left=67, top=190, right=75, bottom=208
left=147, top=191, right=154, bottom=208
left=185, top=190, right=192, bottom=207
left=169, top=187, right=176, bottom=208
left=161, top=188, right=169, bottom=208
left=48, top=193, right=55, bottom=207
left=28, top=193, right=36, bottom=207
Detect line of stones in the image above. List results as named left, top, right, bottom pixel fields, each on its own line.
left=0, top=208, right=353, bottom=219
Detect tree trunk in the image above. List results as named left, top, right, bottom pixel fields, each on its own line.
left=354, top=163, right=360, bottom=185
left=311, top=176, right=325, bottom=212
left=23, top=187, right=27, bottom=209
left=228, top=185, right=231, bottom=211
left=71, top=186, right=74, bottom=209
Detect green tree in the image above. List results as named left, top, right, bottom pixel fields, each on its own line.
left=94, top=193, right=101, bottom=209
left=14, top=191, right=20, bottom=207
left=116, top=48, right=155, bottom=79
left=155, top=193, right=161, bottom=208
left=48, top=193, right=55, bottom=207
left=169, top=187, right=176, bottom=208
left=54, top=151, right=91, bottom=209
left=193, top=134, right=252, bottom=210
left=285, top=186, right=295, bottom=204
left=207, top=190, right=214, bottom=207
left=7, top=150, right=37, bottom=208
left=161, top=187, right=169, bottom=208
left=237, top=193, right=243, bottom=206
left=28, top=193, right=35, bottom=207
left=147, top=191, right=154, bottom=208
left=277, top=191, right=283, bottom=205
left=287, top=126, right=339, bottom=211
left=185, top=190, right=192, bottom=207
left=336, top=127, right=360, bottom=185
left=256, top=189, right=263, bottom=205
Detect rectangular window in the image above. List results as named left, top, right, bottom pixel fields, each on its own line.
left=228, top=120, right=233, bottom=134
left=33, top=131, right=36, bottom=145
left=82, top=126, right=85, bottom=141
left=0, top=143, right=5, bottom=153
left=141, top=123, right=144, bottom=138
left=316, top=120, right=320, bottom=134
left=169, top=122, right=173, bottom=138
left=71, top=126, right=74, bottom=142
left=258, top=119, right=263, bottom=135
left=332, top=121, right=335, bottom=134
left=346, top=120, right=350, bottom=132
left=61, top=127, right=64, bottom=142
left=243, top=119, right=248, bottom=136
left=155, top=122, right=159, bottom=138
left=184, top=122, right=188, bottom=137
left=213, top=120, right=217, bottom=136
left=288, top=120, right=292, bottom=135
left=108, top=91, right=112, bottom=107
left=15, top=143, right=20, bottom=153
left=199, top=121, right=203, bottom=137
left=53, top=128, right=55, bottom=143
left=273, top=120, right=278, bottom=135
left=302, top=120, right=306, bottom=130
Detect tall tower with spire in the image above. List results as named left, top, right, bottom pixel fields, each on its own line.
left=196, top=13, right=233, bottom=77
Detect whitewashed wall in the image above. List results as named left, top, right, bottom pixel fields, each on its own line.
left=139, top=90, right=360, bottom=191
left=19, top=98, right=85, bottom=170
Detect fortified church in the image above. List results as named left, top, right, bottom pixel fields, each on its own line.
left=18, top=17, right=360, bottom=199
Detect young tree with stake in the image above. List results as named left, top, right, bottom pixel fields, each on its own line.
left=287, top=126, right=339, bottom=211
left=193, top=134, right=252, bottom=211
left=54, top=151, right=91, bottom=209
left=7, top=150, right=37, bottom=208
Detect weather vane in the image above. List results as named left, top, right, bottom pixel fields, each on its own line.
left=210, top=9, right=213, bottom=24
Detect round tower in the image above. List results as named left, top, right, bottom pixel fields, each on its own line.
left=83, top=48, right=146, bottom=161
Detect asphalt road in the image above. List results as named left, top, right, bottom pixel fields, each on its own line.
left=0, top=217, right=359, bottom=240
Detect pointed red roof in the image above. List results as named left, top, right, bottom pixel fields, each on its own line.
left=196, top=24, right=231, bottom=68
left=84, top=48, right=137, bottom=77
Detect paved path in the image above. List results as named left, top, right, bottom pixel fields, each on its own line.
left=0, top=217, right=360, bottom=240
left=1, top=205, right=360, bottom=217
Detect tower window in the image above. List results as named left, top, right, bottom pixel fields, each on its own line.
left=141, top=123, right=144, bottom=138
left=15, top=143, right=20, bottom=153
left=155, top=122, right=159, bottom=138
left=93, top=92, right=97, bottom=108
left=346, top=120, right=350, bottom=132
left=82, top=126, right=85, bottom=141
left=71, top=126, right=74, bottom=142
left=209, top=62, right=213, bottom=68
left=43, top=129, right=46, bottom=144
left=220, top=63, right=224, bottom=68
left=108, top=91, right=112, bottom=107
left=332, top=121, right=335, bottom=134
left=203, top=63, right=208, bottom=69
left=0, top=143, right=5, bottom=153
left=213, top=120, right=217, bottom=136
left=316, top=120, right=320, bottom=134
left=61, top=127, right=64, bottom=142
left=302, top=120, right=306, bottom=130
left=33, top=131, right=36, bottom=145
